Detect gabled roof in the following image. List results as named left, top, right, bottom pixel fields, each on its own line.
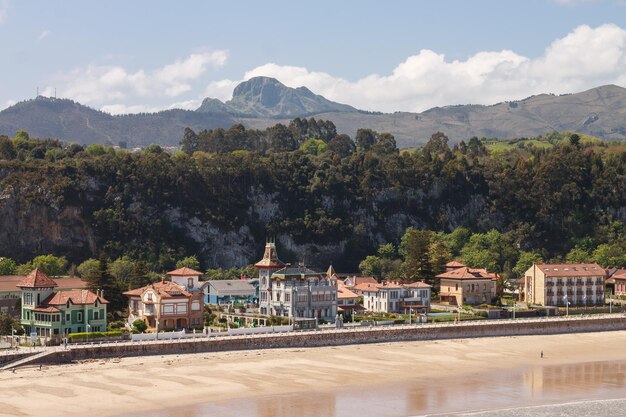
left=207, top=279, right=255, bottom=295
left=337, top=283, right=360, bottom=299
left=167, top=267, right=203, bottom=276
left=124, top=280, right=191, bottom=298
left=343, top=276, right=377, bottom=287
left=611, top=269, right=626, bottom=280
left=352, top=282, right=380, bottom=293
left=534, top=263, right=605, bottom=277
left=16, top=268, right=58, bottom=288
left=436, top=267, right=497, bottom=280
left=445, top=261, right=467, bottom=268
left=326, top=264, right=337, bottom=277
left=404, top=281, right=433, bottom=288
left=43, top=289, right=108, bottom=305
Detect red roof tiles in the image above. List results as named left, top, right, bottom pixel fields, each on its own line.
left=16, top=268, right=58, bottom=288
left=436, top=267, right=498, bottom=280
left=124, top=280, right=191, bottom=298
left=44, top=289, right=109, bottom=305
left=534, top=263, right=605, bottom=277
left=167, top=267, right=203, bottom=276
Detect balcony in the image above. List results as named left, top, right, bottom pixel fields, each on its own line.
left=545, top=282, right=555, bottom=287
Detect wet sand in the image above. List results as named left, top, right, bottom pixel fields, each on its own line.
left=2, top=331, right=626, bottom=417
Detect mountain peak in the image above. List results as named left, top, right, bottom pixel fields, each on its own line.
left=197, top=76, right=358, bottom=118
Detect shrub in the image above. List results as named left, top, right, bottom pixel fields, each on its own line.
left=68, top=330, right=124, bottom=341
left=132, top=319, right=147, bottom=333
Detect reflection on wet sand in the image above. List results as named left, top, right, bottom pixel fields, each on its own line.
left=123, top=360, right=626, bottom=417
left=257, top=392, right=335, bottom=417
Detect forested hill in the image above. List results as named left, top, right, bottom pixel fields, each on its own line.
left=0, top=126, right=624, bottom=275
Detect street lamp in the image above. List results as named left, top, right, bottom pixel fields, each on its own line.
left=583, top=296, right=587, bottom=315
left=86, top=323, right=91, bottom=344
left=610, top=290, right=613, bottom=314
left=512, top=299, right=516, bottom=320
left=409, top=308, right=412, bottom=325
left=563, top=295, right=569, bottom=316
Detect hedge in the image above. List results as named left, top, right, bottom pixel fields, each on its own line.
left=68, top=330, right=125, bottom=341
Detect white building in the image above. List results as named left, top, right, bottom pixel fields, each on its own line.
left=255, top=240, right=338, bottom=322
left=354, top=281, right=431, bottom=314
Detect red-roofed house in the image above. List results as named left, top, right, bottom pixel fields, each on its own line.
left=343, top=276, right=377, bottom=288
left=521, top=263, right=606, bottom=306
left=124, top=279, right=204, bottom=331
left=610, top=269, right=626, bottom=297
left=437, top=267, right=498, bottom=306
left=356, top=280, right=431, bottom=314
left=18, top=269, right=108, bottom=337
left=337, top=281, right=364, bottom=315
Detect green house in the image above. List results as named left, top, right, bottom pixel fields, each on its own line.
left=18, top=268, right=108, bottom=337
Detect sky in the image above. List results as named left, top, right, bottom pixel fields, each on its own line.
left=1, top=0, right=626, bottom=115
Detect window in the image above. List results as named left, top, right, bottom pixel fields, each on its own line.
left=94, top=311, right=99, bottom=320
left=24, top=293, right=33, bottom=305
left=66, top=314, right=70, bottom=322
left=191, top=301, right=200, bottom=311
left=77, top=312, right=83, bottom=322
left=188, top=278, right=194, bottom=289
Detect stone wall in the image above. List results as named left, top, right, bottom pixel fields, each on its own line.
left=33, top=317, right=626, bottom=366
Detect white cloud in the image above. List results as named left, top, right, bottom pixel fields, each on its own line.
left=208, top=24, right=626, bottom=113
left=37, top=30, right=51, bottom=41
left=0, top=0, right=8, bottom=24
left=48, top=50, right=228, bottom=108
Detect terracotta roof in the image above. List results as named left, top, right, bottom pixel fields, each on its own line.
left=124, top=280, right=192, bottom=298
left=534, top=263, right=605, bottom=277
left=437, top=267, right=498, bottom=280
left=352, top=282, right=382, bottom=293
left=0, top=275, right=26, bottom=292
left=338, top=285, right=360, bottom=299
left=338, top=304, right=365, bottom=312
left=44, top=289, right=109, bottom=305
left=16, top=268, right=58, bottom=288
left=32, top=306, right=62, bottom=313
left=167, top=267, right=203, bottom=276
left=445, top=261, right=467, bottom=268
left=343, top=276, right=377, bottom=287
left=54, top=277, right=89, bottom=290
left=611, top=269, right=626, bottom=280
left=404, top=281, right=433, bottom=288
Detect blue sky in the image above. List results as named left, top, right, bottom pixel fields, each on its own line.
left=1, top=0, right=626, bottom=114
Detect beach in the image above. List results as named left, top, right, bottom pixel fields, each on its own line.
left=2, top=331, right=626, bottom=417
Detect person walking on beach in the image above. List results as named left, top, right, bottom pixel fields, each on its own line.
left=541, top=350, right=543, bottom=358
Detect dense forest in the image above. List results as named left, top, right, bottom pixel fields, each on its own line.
left=0, top=120, right=625, bottom=286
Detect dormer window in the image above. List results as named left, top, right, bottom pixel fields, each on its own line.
left=66, top=301, right=70, bottom=308
left=188, top=278, right=194, bottom=289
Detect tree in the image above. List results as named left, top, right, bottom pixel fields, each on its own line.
left=130, top=260, right=151, bottom=289
left=592, top=244, right=626, bottom=268
left=30, top=255, right=67, bottom=276
left=132, top=319, right=147, bottom=333
left=180, top=127, right=200, bottom=155
left=400, top=228, right=434, bottom=282
left=460, top=230, right=504, bottom=272
left=327, top=134, right=355, bottom=158
left=0, top=257, right=17, bottom=275
left=300, top=138, right=327, bottom=156
left=374, top=132, right=397, bottom=154
left=109, top=256, right=135, bottom=285
left=359, top=255, right=384, bottom=281
left=355, top=129, right=377, bottom=150
left=77, top=258, right=101, bottom=287
left=441, top=227, right=472, bottom=257
left=0, top=313, right=21, bottom=335
left=513, top=251, right=543, bottom=278
left=428, top=238, right=452, bottom=276
left=423, top=132, right=450, bottom=156
left=176, top=255, right=200, bottom=270
left=565, top=246, right=591, bottom=264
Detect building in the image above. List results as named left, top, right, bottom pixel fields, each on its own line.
left=343, top=275, right=377, bottom=288
left=255, top=240, right=338, bottom=321
left=437, top=266, right=498, bottom=306
left=354, top=281, right=431, bottom=314
left=1, top=275, right=89, bottom=318
left=166, top=267, right=205, bottom=292
left=337, top=281, right=364, bottom=315
left=521, top=263, right=606, bottom=306
left=18, top=269, right=108, bottom=337
left=607, top=269, right=626, bottom=297
left=124, top=279, right=204, bottom=331
left=205, top=279, right=256, bottom=305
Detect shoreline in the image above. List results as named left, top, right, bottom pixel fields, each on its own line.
left=2, top=331, right=626, bottom=417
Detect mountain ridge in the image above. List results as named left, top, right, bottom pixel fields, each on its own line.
left=1, top=80, right=626, bottom=147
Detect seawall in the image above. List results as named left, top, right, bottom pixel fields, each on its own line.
left=32, top=316, right=626, bottom=366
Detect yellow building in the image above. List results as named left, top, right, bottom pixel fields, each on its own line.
left=437, top=265, right=497, bottom=306
left=521, top=263, right=606, bottom=306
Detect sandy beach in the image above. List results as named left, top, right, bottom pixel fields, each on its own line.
left=2, top=331, right=626, bottom=417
